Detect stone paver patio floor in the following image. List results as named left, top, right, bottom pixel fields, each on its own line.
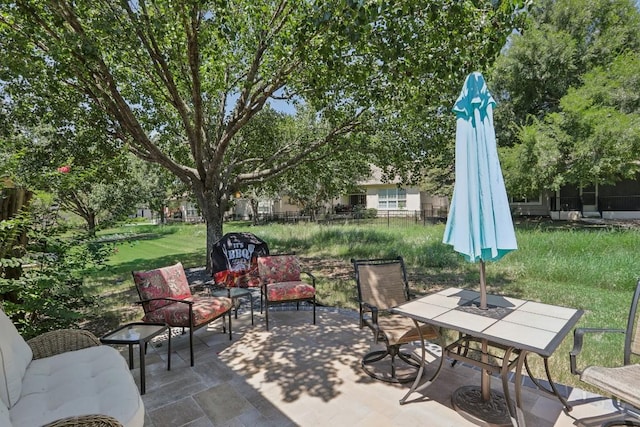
left=120, top=305, right=635, bottom=427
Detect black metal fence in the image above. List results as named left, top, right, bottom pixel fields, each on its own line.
left=598, top=196, right=640, bottom=211
left=550, top=195, right=640, bottom=213
left=257, top=209, right=448, bottom=227
left=549, top=196, right=582, bottom=212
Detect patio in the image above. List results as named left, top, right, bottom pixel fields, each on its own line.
left=128, top=304, right=632, bottom=427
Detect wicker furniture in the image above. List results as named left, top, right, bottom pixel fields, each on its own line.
left=0, top=308, right=143, bottom=427
left=352, top=256, right=441, bottom=383
left=570, top=280, right=640, bottom=426
left=132, top=262, right=233, bottom=366
left=256, top=254, right=316, bottom=330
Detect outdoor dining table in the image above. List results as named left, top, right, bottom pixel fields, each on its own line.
left=390, top=287, right=583, bottom=427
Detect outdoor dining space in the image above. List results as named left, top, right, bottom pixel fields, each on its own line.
left=131, top=304, right=632, bottom=427
left=129, top=72, right=639, bottom=426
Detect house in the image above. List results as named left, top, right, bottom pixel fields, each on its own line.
left=159, top=170, right=640, bottom=223
left=548, top=176, right=640, bottom=220
left=332, top=166, right=450, bottom=218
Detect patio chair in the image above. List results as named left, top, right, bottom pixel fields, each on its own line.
left=256, top=254, right=316, bottom=330
left=132, top=262, right=233, bottom=366
left=570, top=279, right=640, bottom=426
left=352, top=256, right=441, bottom=383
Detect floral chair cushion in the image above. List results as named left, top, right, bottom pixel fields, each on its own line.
left=213, top=264, right=261, bottom=288
left=266, top=281, right=315, bottom=302
left=133, top=262, right=192, bottom=312
left=142, top=296, right=233, bottom=327
left=257, top=255, right=301, bottom=283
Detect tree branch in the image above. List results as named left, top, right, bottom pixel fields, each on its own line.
left=237, top=112, right=364, bottom=185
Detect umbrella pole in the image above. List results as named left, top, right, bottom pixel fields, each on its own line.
left=480, top=261, right=491, bottom=400
left=479, top=260, right=488, bottom=310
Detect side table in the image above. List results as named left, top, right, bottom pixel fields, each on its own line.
left=210, top=287, right=255, bottom=325
left=100, top=322, right=170, bottom=395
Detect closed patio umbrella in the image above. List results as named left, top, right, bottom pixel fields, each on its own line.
left=442, top=72, right=518, bottom=425
left=443, top=71, right=517, bottom=310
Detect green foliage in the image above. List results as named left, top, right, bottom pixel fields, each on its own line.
left=492, top=0, right=640, bottom=194
left=81, top=219, right=640, bottom=390
left=0, top=0, right=524, bottom=255
left=0, top=208, right=110, bottom=339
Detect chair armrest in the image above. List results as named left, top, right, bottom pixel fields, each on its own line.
left=42, top=414, right=123, bottom=426
left=27, top=329, right=102, bottom=360
left=359, top=302, right=379, bottom=323
left=569, top=327, right=625, bottom=375
left=302, top=271, right=316, bottom=287
left=136, top=297, right=194, bottom=306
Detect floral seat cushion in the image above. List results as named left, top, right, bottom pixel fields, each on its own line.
left=258, top=255, right=302, bottom=283
left=142, top=296, right=233, bottom=327
left=266, top=281, right=316, bottom=302
left=133, top=262, right=192, bottom=311
left=133, top=262, right=233, bottom=326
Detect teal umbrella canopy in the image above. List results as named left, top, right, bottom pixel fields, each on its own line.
left=443, top=72, right=517, bottom=305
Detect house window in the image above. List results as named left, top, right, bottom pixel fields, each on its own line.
left=510, top=192, right=542, bottom=205
left=378, top=188, right=407, bottom=210
left=349, top=194, right=366, bottom=208
left=186, top=204, right=200, bottom=217
left=258, top=200, right=271, bottom=214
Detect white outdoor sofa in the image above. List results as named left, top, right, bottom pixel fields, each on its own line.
left=0, top=307, right=144, bottom=427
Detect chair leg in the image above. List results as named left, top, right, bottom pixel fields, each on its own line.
left=189, top=305, right=195, bottom=366
left=260, top=291, right=264, bottom=314
left=250, top=294, right=254, bottom=325
left=361, top=344, right=421, bottom=384
left=312, top=296, right=316, bottom=325
left=227, top=311, right=232, bottom=340
left=265, top=301, right=270, bottom=331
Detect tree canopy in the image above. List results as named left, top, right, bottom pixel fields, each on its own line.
left=0, top=0, right=525, bottom=266
left=491, top=0, right=640, bottom=196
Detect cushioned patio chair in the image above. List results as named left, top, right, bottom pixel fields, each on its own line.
left=132, top=262, right=233, bottom=366
left=570, top=279, right=640, bottom=426
left=352, top=256, right=441, bottom=383
left=256, top=254, right=316, bottom=330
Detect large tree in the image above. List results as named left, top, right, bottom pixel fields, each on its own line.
left=490, top=0, right=640, bottom=196
left=501, top=53, right=640, bottom=195
left=0, top=1, right=523, bottom=268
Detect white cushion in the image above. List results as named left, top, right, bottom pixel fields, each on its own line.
left=0, top=309, right=33, bottom=408
left=10, top=346, right=144, bottom=427
left=0, top=399, right=10, bottom=427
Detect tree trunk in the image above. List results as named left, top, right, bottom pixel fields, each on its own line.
left=87, top=211, right=97, bottom=236
left=198, top=188, right=225, bottom=273
left=250, top=198, right=259, bottom=226
left=0, top=185, right=31, bottom=304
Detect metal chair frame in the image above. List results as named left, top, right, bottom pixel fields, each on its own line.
left=352, top=256, right=442, bottom=383
left=133, top=264, right=233, bottom=366
left=257, top=254, right=316, bottom=330
left=570, top=280, right=640, bottom=427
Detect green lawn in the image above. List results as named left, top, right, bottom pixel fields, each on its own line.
left=86, top=219, right=640, bottom=392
